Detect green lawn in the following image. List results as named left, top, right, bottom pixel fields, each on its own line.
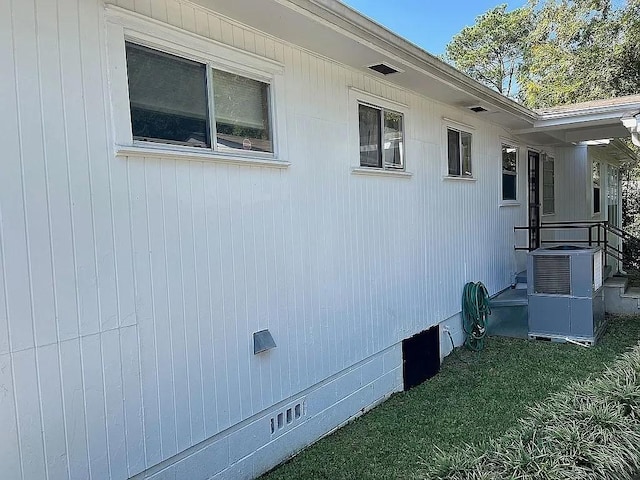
left=262, top=315, right=640, bottom=480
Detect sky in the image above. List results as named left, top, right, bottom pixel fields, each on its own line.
left=342, top=1, right=528, bottom=56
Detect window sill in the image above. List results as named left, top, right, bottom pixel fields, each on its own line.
left=499, top=201, right=520, bottom=207
left=115, top=145, right=291, bottom=168
left=351, top=167, right=413, bottom=178
left=442, top=175, right=477, bottom=182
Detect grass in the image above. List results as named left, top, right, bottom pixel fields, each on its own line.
left=427, top=342, right=640, bottom=479
left=262, top=315, right=640, bottom=480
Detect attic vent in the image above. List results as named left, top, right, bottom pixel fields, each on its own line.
left=533, top=255, right=571, bottom=295
left=368, top=63, right=399, bottom=75
left=469, top=105, right=488, bottom=113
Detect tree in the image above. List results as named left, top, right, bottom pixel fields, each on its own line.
left=520, top=0, right=621, bottom=108
left=445, top=4, right=533, bottom=99
left=445, top=0, right=640, bottom=109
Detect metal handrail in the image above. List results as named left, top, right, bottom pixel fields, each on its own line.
left=513, top=220, right=631, bottom=264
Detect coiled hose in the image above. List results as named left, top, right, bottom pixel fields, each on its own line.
left=462, top=282, right=491, bottom=351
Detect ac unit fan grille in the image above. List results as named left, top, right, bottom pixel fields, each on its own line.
left=533, top=255, right=571, bottom=295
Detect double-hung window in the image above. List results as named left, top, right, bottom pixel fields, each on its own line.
left=125, top=42, right=273, bottom=154
left=358, top=103, right=404, bottom=170
left=542, top=155, right=555, bottom=215
left=502, top=144, right=518, bottom=201
left=447, top=127, right=472, bottom=177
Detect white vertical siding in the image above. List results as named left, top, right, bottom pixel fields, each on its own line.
left=0, top=0, right=530, bottom=478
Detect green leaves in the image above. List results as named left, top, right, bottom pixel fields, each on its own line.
left=445, top=0, right=640, bottom=108
left=445, top=4, right=533, bottom=98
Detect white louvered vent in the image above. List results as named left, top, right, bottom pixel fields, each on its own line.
left=533, top=255, right=571, bottom=295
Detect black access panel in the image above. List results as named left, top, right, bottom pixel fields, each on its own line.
left=402, top=326, right=440, bottom=391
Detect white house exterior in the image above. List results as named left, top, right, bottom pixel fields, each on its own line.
left=1, top=1, right=639, bottom=479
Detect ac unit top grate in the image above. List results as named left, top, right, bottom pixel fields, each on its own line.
left=533, top=255, right=571, bottom=295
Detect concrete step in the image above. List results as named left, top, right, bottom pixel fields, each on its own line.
left=515, top=270, right=527, bottom=284
left=604, top=276, right=640, bottom=314
left=488, top=288, right=528, bottom=339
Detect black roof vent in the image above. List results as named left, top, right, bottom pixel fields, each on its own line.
left=469, top=105, right=488, bottom=113
left=368, top=63, right=399, bottom=75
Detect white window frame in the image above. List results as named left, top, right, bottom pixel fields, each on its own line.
left=442, top=118, right=476, bottom=181
left=348, top=88, right=412, bottom=178
left=501, top=143, right=519, bottom=203
left=542, top=154, right=555, bottom=215
left=104, top=5, right=288, bottom=167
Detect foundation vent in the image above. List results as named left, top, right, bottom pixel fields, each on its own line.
left=270, top=399, right=305, bottom=437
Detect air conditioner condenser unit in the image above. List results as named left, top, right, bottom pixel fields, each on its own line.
left=527, top=245, right=605, bottom=345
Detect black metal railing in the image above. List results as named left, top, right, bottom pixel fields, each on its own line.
left=513, top=221, right=640, bottom=268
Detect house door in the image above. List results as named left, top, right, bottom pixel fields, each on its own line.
left=528, top=151, right=541, bottom=250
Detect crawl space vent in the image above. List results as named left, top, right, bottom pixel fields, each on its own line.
left=469, top=105, right=488, bottom=113
left=368, top=63, right=399, bottom=75
left=402, top=326, right=440, bottom=391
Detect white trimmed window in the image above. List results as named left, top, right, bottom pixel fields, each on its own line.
left=447, top=127, right=472, bottom=177
left=593, top=161, right=601, bottom=214
left=358, top=103, right=404, bottom=170
left=502, top=144, right=518, bottom=201
left=125, top=42, right=273, bottom=154
left=542, top=155, right=555, bottom=215
left=105, top=6, right=287, bottom=165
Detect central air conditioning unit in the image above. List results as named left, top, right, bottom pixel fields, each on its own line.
left=527, top=245, right=605, bottom=345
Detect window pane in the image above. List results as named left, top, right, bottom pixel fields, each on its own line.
left=542, top=156, right=555, bottom=214
left=461, top=132, right=472, bottom=176
left=502, top=145, right=517, bottom=172
left=383, top=110, right=403, bottom=169
left=359, top=104, right=381, bottom=168
left=126, top=43, right=210, bottom=147
left=594, top=187, right=601, bottom=213
left=502, top=145, right=517, bottom=200
left=212, top=69, right=272, bottom=153
left=447, top=129, right=460, bottom=175
left=502, top=173, right=516, bottom=200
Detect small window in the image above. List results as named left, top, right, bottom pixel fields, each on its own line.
left=447, top=128, right=472, bottom=177
left=593, top=161, right=601, bottom=214
left=502, top=145, right=517, bottom=200
left=125, top=42, right=273, bottom=154
left=542, top=155, right=555, bottom=215
left=358, top=103, right=404, bottom=170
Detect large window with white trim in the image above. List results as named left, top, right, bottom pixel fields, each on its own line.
left=125, top=42, right=273, bottom=153
left=358, top=103, right=404, bottom=170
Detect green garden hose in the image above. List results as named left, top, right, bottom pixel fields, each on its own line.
left=462, top=282, right=491, bottom=351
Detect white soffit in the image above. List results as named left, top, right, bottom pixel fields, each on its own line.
left=191, top=0, right=639, bottom=145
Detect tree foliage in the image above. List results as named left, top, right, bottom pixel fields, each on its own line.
left=445, top=0, right=640, bottom=109
left=445, top=5, right=532, bottom=98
